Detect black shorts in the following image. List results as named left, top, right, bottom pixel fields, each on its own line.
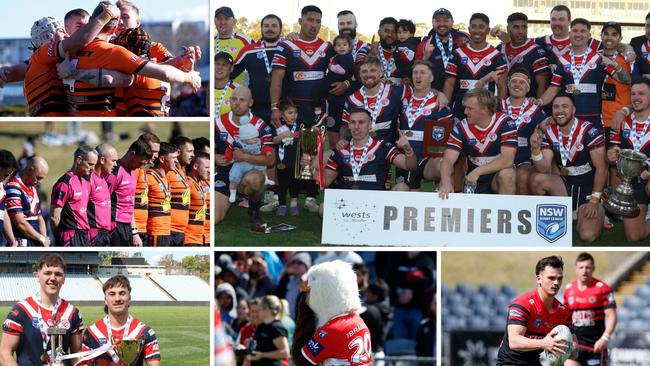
left=110, top=222, right=133, bottom=246
left=92, top=229, right=111, bottom=247
left=170, top=231, right=185, bottom=246
left=563, top=179, right=593, bottom=211
left=148, top=235, right=173, bottom=247
left=395, top=159, right=427, bottom=189
left=635, top=179, right=650, bottom=205
left=577, top=347, right=608, bottom=366
left=474, top=173, right=497, bottom=194
left=138, top=233, right=149, bottom=244
left=61, top=229, right=89, bottom=247
left=215, top=167, right=231, bottom=197
left=0, top=224, right=5, bottom=247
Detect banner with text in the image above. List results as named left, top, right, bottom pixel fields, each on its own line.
left=321, top=189, right=572, bottom=246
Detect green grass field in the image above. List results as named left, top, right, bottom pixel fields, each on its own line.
left=216, top=174, right=648, bottom=246
left=0, top=121, right=209, bottom=196
left=0, top=305, right=209, bottom=365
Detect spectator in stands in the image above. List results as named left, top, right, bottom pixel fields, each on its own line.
left=276, top=252, right=311, bottom=319
left=221, top=264, right=250, bottom=301
left=387, top=252, right=435, bottom=339
left=248, top=253, right=276, bottom=298
left=217, top=282, right=238, bottom=337
left=215, top=307, right=236, bottom=366
left=279, top=299, right=295, bottom=351
left=314, top=251, right=363, bottom=265
left=0, top=254, right=83, bottom=366
left=360, top=279, right=392, bottom=366
left=235, top=298, right=261, bottom=366
left=247, top=295, right=290, bottom=366
left=232, top=299, right=251, bottom=336
left=415, top=296, right=436, bottom=358
left=353, top=262, right=370, bottom=302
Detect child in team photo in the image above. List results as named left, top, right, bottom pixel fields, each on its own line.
left=272, top=101, right=302, bottom=216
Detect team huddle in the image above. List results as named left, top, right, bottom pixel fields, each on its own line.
left=0, top=133, right=211, bottom=247
left=0, top=0, right=202, bottom=117
left=214, top=4, right=650, bottom=242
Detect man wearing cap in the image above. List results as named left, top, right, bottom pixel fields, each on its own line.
left=279, top=252, right=312, bottom=320
left=232, top=14, right=283, bottom=123
left=536, top=19, right=630, bottom=130
left=215, top=52, right=239, bottom=116
left=492, top=12, right=550, bottom=99
left=215, top=6, right=252, bottom=85
left=215, top=86, right=274, bottom=228
left=417, top=8, right=469, bottom=92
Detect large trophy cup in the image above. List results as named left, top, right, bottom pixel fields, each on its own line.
left=604, top=149, right=648, bottom=218
left=297, top=124, right=326, bottom=180
left=115, top=337, right=144, bottom=366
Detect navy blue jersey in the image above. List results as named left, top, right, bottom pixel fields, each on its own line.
left=394, top=36, right=420, bottom=79
left=498, top=98, right=548, bottom=165
left=350, top=38, right=369, bottom=64
left=447, top=112, right=518, bottom=186
left=326, top=53, right=355, bottom=85
left=535, top=35, right=601, bottom=72
left=639, top=41, right=650, bottom=76
left=498, top=39, right=550, bottom=97
left=445, top=45, right=507, bottom=118
left=398, top=91, right=453, bottom=159
left=4, top=173, right=41, bottom=244
left=272, top=38, right=333, bottom=103
left=82, top=316, right=160, bottom=366
left=541, top=119, right=604, bottom=187
left=326, top=138, right=400, bottom=190
left=272, top=122, right=300, bottom=168
left=550, top=48, right=616, bottom=123
left=609, top=114, right=650, bottom=156
left=342, top=81, right=408, bottom=143
left=418, top=29, right=469, bottom=91
left=2, top=296, right=83, bottom=366
left=232, top=40, right=284, bottom=113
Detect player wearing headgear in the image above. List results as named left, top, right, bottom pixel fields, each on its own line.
left=89, top=144, right=117, bottom=246
left=50, top=146, right=97, bottom=247
left=24, top=2, right=121, bottom=116
left=529, top=94, right=607, bottom=243
left=0, top=254, right=83, bottom=366
left=0, top=150, right=18, bottom=246
left=496, top=256, right=577, bottom=365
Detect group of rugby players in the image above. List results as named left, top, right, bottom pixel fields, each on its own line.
left=0, top=0, right=202, bottom=117
left=214, top=4, right=650, bottom=243
left=0, top=133, right=211, bottom=247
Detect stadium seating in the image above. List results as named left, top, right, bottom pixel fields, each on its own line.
left=149, top=275, right=210, bottom=301
left=0, top=274, right=103, bottom=301
left=97, top=275, right=171, bottom=301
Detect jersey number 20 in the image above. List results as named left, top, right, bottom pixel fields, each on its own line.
left=348, top=333, right=371, bottom=364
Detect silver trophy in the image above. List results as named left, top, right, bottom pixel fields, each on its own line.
left=604, top=149, right=648, bottom=218
left=41, top=326, right=66, bottom=366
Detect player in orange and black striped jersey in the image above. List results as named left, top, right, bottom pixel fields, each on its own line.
left=184, top=152, right=209, bottom=246
left=146, top=142, right=178, bottom=247
left=24, top=4, right=121, bottom=116
left=192, top=137, right=211, bottom=245
left=133, top=132, right=161, bottom=244
left=168, top=136, right=194, bottom=245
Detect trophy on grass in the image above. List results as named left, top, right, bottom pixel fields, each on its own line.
left=41, top=325, right=66, bottom=366
left=604, top=149, right=648, bottom=218
left=115, top=337, right=145, bottom=366
left=297, top=114, right=327, bottom=181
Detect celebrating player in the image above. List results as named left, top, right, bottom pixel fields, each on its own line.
left=50, top=146, right=97, bottom=247
left=0, top=254, right=83, bottom=366
left=81, top=275, right=160, bottom=366
left=564, top=252, right=617, bottom=366
left=496, top=255, right=577, bottom=365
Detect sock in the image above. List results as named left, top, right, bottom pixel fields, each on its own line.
left=229, top=188, right=236, bottom=203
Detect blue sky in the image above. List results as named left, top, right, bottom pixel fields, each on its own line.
left=143, top=251, right=210, bottom=266
left=0, top=0, right=209, bottom=38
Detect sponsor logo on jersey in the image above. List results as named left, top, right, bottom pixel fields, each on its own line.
left=220, top=132, right=229, bottom=141
left=318, top=330, right=328, bottom=338
left=306, top=338, right=323, bottom=356
left=534, top=318, right=542, bottom=328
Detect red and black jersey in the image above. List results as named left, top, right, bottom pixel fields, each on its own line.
left=301, top=312, right=372, bottom=366
left=563, top=278, right=616, bottom=350
left=496, top=289, right=572, bottom=365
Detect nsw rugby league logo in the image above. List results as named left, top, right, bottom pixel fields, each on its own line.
left=536, top=204, right=568, bottom=243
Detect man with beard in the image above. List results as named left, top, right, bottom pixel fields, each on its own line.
left=438, top=89, right=517, bottom=198
left=497, top=69, right=547, bottom=195
left=529, top=95, right=607, bottom=243
left=607, top=78, right=650, bottom=242
left=184, top=151, right=209, bottom=246
left=341, top=57, right=409, bottom=145
left=417, top=8, right=469, bottom=92
left=215, top=86, right=274, bottom=227
left=630, top=12, right=650, bottom=63
left=215, top=6, right=252, bottom=85
left=232, top=14, right=283, bottom=123
left=493, top=12, right=550, bottom=99
left=270, top=5, right=346, bottom=128
left=396, top=60, right=452, bottom=191
left=536, top=19, right=630, bottom=130
left=600, top=22, right=634, bottom=133
left=337, top=10, right=369, bottom=65
left=367, top=17, right=399, bottom=84
left=443, top=13, right=507, bottom=120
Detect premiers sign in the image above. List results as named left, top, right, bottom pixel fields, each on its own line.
left=321, top=189, right=572, bottom=246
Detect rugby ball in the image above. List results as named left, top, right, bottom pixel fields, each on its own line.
left=540, top=325, right=573, bottom=366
